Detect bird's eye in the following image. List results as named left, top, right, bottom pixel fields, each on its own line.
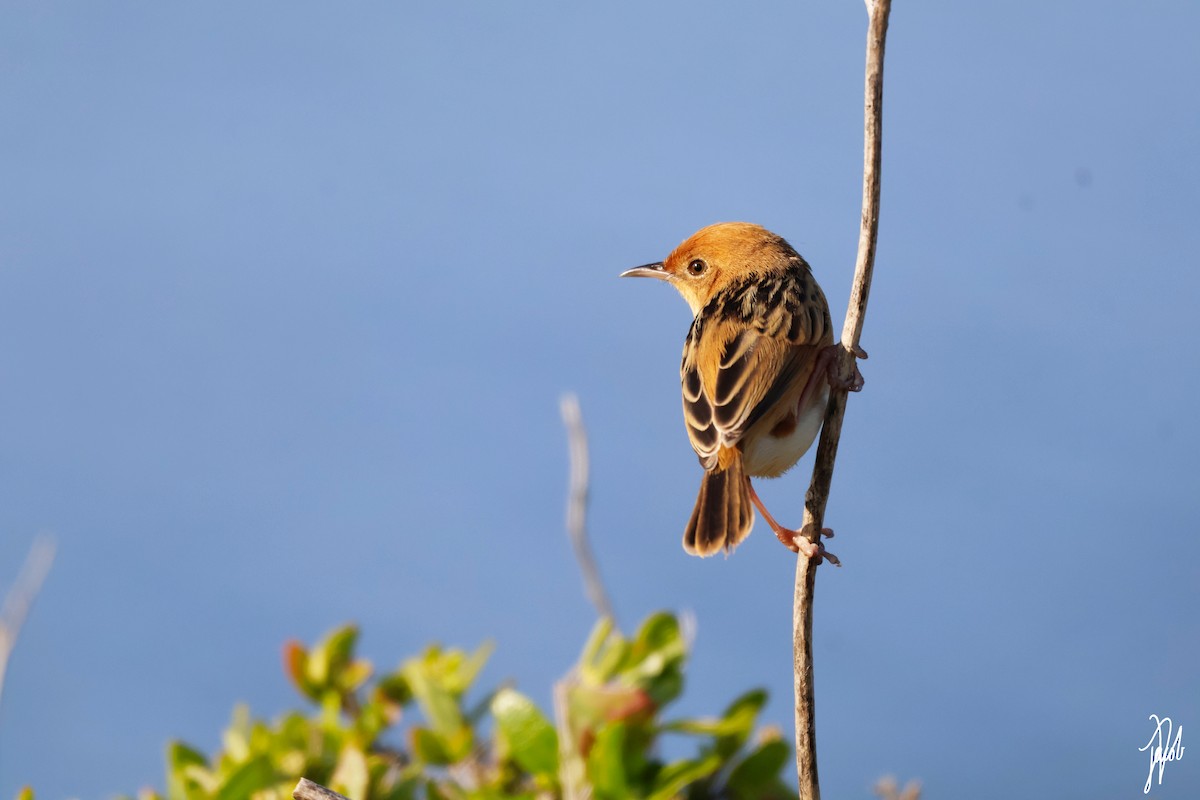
left=687, top=259, right=707, bottom=276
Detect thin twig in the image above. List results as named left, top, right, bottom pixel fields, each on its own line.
left=559, top=393, right=615, bottom=622
left=553, top=674, right=588, bottom=800
left=293, top=778, right=350, bottom=800
left=793, top=1, right=892, bottom=797
left=0, top=533, right=56, bottom=707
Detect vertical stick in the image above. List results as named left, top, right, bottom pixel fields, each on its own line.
left=793, top=2, right=891, bottom=797
left=560, top=393, right=616, bottom=622
left=0, top=534, right=56, bottom=709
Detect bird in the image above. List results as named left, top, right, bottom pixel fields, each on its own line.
left=621, top=222, right=861, bottom=561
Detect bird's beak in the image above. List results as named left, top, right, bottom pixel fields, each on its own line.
left=619, top=261, right=669, bottom=281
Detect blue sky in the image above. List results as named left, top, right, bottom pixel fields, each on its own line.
left=1, top=2, right=1198, bottom=798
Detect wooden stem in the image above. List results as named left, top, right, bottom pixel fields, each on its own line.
left=560, top=393, right=616, bottom=622
left=793, top=1, right=891, bottom=797
left=0, top=534, right=56, bottom=709
left=293, top=778, right=350, bottom=800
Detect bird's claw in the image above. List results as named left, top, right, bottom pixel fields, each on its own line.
left=776, top=524, right=841, bottom=566
left=820, top=344, right=866, bottom=393
left=845, top=344, right=867, bottom=392
left=841, top=363, right=865, bottom=393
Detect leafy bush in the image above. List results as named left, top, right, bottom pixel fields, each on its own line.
left=17, top=613, right=793, bottom=800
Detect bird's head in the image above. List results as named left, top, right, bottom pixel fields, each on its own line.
left=621, top=222, right=800, bottom=315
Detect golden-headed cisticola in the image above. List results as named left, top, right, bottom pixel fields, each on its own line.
left=622, top=222, right=862, bottom=561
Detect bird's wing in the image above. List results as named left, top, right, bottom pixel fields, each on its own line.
left=681, top=307, right=825, bottom=472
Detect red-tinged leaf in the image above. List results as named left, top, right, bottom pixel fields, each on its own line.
left=282, top=640, right=314, bottom=699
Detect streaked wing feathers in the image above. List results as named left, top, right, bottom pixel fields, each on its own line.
left=680, top=265, right=830, bottom=470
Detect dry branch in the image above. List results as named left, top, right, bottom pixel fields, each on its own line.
left=293, top=777, right=350, bottom=800
left=559, top=392, right=615, bottom=621
left=792, top=1, right=892, bottom=797
left=0, top=533, right=56, bottom=707
left=553, top=674, right=589, bottom=800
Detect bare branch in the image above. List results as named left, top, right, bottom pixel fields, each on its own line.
left=559, top=393, right=615, bottom=622
left=793, top=1, right=892, bottom=797
left=553, top=674, right=589, bottom=800
left=0, top=533, right=56, bottom=706
left=293, top=778, right=350, bottom=800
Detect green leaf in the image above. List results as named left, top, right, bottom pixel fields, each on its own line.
left=221, top=704, right=253, bottom=762
left=622, top=614, right=685, bottom=686
left=410, top=726, right=455, bottom=766
left=444, top=724, right=475, bottom=763
left=666, top=688, right=767, bottom=764
left=491, top=688, right=558, bottom=778
left=339, top=658, right=374, bottom=694
left=646, top=753, right=723, bottom=800
left=630, top=613, right=681, bottom=658
left=642, top=666, right=684, bottom=708
left=15, top=787, right=34, bottom=800
left=376, top=671, right=413, bottom=706
left=166, top=741, right=207, bottom=772
left=664, top=689, right=766, bottom=739
left=578, top=617, right=636, bottom=685
left=324, top=625, right=360, bottom=673
left=372, top=766, right=421, bottom=800
left=586, top=723, right=628, bottom=800
left=465, top=687, right=499, bottom=727
left=307, top=625, right=360, bottom=688
left=726, top=739, right=791, bottom=797
left=355, top=695, right=394, bottom=742
left=446, top=641, right=493, bottom=694
left=579, top=617, right=615, bottom=671
left=214, top=755, right=275, bottom=800
left=330, top=745, right=370, bottom=800
left=166, top=741, right=208, bottom=800
left=591, top=637, right=630, bottom=684
left=662, top=717, right=731, bottom=735
left=714, top=689, right=767, bottom=759
left=403, top=659, right=466, bottom=738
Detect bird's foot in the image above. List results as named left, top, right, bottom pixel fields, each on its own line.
left=775, top=523, right=840, bottom=566
left=819, top=344, right=866, bottom=393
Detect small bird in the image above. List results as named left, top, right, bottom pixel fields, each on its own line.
left=621, top=222, right=860, bottom=560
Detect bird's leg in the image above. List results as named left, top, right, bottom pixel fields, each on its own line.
left=785, top=344, right=864, bottom=431
left=745, top=478, right=840, bottom=566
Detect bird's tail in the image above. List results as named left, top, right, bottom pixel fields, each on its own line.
left=683, top=454, right=754, bottom=557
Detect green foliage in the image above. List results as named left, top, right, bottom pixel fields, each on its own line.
left=23, top=613, right=791, bottom=800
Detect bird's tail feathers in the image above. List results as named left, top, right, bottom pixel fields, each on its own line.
left=683, top=456, right=754, bottom=557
